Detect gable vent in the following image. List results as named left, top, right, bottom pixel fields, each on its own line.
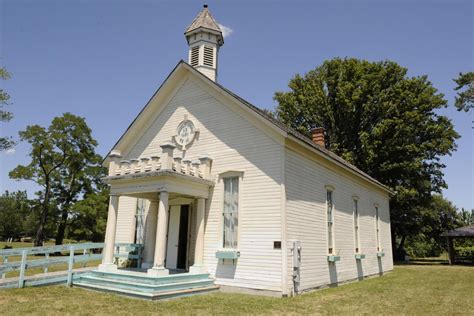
left=191, top=46, right=199, bottom=67
left=203, top=46, right=214, bottom=67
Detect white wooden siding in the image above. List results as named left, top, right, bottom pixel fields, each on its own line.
left=285, top=148, right=393, bottom=292
left=122, top=76, right=284, bottom=292
left=115, top=196, right=137, bottom=243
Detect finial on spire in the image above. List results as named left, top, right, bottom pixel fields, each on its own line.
left=203, top=4, right=208, bottom=8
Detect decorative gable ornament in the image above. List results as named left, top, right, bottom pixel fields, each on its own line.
left=173, top=116, right=199, bottom=151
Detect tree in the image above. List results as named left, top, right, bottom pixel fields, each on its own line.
left=459, top=208, right=473, bottom=225
left=453, top=72, right=474, bottom=112
left=68, top=187, right=109, bottom=243
left=0, top=67, right=14, bottom=151
left=405, top=195, right=459, bottom=257
left=9, top=113, right=101, bottom=246
left=275, top=58, right=459, bottom=258
left=0, top=191, right=32, bottom=240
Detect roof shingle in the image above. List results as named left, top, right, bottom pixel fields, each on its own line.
left=185, top=5, right=222, bottom=34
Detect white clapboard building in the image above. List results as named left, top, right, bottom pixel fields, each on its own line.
left=74, top=5, right=394, bottom=299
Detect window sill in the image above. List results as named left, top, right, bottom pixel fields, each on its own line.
left=377, top=252, right=385, bottom=258
left=355, top=253, right=366, bottom=260
left=216, top=249, right=240, bottom=260
left=327, top=255, right=340, bottom=262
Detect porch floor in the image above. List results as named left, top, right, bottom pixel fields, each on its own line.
left=73, top=269, right=218, bottom=300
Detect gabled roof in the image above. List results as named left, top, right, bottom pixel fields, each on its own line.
left=185, top=5, right=222, bottom=34
left=106, top=60, right=393, bottom=195
left=441, top=225, right=474, bottom=237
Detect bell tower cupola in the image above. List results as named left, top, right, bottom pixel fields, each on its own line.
left=184, top=4, right=224, bottom=82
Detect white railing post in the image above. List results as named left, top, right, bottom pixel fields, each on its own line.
left=191, top=160, right=201, bottom=177
left=199, top=155, right=213, bottom=179
left=140, top=157, right=150, bottom=172
left=160, top=143, right=176, bottom=170
left=18, top=249, right=27, bottom=288
left=150, top=156, right=160, bottom=171
left=2, top=255, right=7, bottom=279
left=67, top=245, right=75, bottom=287
left=130, top=159, right=140, bottom=173
left=182, top=159, right=191, bottom=175
left=108, top=151, right=122, bottom=176
left=44, top=252, right=49, bottom=274
left=174, top=157, right=182, bottom=173
left=82, top=248, right=88, bottom=268
left=121, top=160, right=131, bottom=174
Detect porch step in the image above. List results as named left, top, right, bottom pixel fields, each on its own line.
left=89, top=270, right=211, bottom=285
left=73, top=270, right=218, bottom=300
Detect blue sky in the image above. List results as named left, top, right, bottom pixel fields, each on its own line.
left=1, top=0, right=472, bottom=210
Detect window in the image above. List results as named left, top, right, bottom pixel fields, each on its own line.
left=190, top=46, right=199, bottom=66
left=327, top=190, right=334, bottom=254
left=375, top=206, right=381, bottom=251
left=223, top=177, right=239, bottom=248
left=353, top=199, right=360, bottom=253
left=203, top=46, right=214, bottom=67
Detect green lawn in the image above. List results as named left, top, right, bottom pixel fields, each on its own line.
left=1, top=265, right=473, bottom=315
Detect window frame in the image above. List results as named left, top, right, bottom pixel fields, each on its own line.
left=218, top=171, right=244, bottom=250
left=352, top=196, right=361, bottom=254
left=325, top=185, right=335, bottom=255
left=374, top=204, right=381, bottom=252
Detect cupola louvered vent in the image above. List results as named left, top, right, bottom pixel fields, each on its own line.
left=191, top=46, right=199, bottom=67
left=203, top=46, right=214, bottom=67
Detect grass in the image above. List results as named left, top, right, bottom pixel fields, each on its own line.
left=0, top=265, right=473, bottom=315
left=0, top=242, right=100, bottom=278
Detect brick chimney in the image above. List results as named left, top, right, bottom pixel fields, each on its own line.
left=310, top=127, right=325, bottom=147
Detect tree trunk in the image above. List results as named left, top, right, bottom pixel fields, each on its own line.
left=397, top=235, right=406, bottom=253
left=34, top=181, right=51, bottom=247
left=55, top=209, right=68, bottom=246
left=54, top=173, right=77, bottom=246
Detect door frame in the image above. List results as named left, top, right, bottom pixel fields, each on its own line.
left=166, top=198, right=194, bottom=271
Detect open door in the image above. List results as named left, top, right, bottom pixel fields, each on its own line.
left=165, top=205, right=190, bottom=270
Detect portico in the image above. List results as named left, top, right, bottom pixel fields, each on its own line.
left=98, top=142, right=214, bottom=277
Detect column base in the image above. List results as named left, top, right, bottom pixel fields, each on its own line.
left=141, top=262, right=153, bottom=269
left=147, top=267, right=169, bottom=277
left=98, top=263, right=118, bottom=272
left=189, top=265, right=208, bottom=274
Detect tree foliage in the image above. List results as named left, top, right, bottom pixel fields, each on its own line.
left=275, top=58, right=459, bottom=257
left=453, top=72, right=474, bottom=112
left=0, top=191, right=32, bottom=240
left=68, top=187, right=109, bottom=242
left=459, top=208, right=473, bottom=225
left=0, top=67, right=14, bottom=151
left=9, top=113, right=102, bottom=246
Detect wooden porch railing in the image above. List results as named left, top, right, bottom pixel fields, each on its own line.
left=0, top=242, right=143, bottom=289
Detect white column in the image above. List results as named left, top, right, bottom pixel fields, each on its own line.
left=142, top=199, right=158, bottom=268
left=98, top=194, right=119, bottom=272
left=148, top=191, right=169, bottom=276
left=190, top=198, right=207, bottom=274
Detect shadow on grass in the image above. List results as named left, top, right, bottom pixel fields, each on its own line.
left=395, top=260, right=474, bottom=266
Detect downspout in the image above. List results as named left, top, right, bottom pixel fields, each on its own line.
left=280, top=146, right=289, bottom=297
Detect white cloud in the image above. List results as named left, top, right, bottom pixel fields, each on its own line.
left=218, top=23, right=233, bottom=38
left=5, top=148, right=15, bottom=155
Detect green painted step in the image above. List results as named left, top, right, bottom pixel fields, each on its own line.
left=73, top=270, right=218, bottom=300
left=89, top=271, right=211, bottom=285
left=74, top=280, right=219, bottom=301
left=78, top=275, right=214, bottom=293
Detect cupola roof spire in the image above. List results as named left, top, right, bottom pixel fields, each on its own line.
left=184, top=5, right=224, bottom=82
left=185, top=4, right=222, bottom=35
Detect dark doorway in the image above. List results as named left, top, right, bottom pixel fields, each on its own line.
left=177, top=205, right=189, bottom=270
